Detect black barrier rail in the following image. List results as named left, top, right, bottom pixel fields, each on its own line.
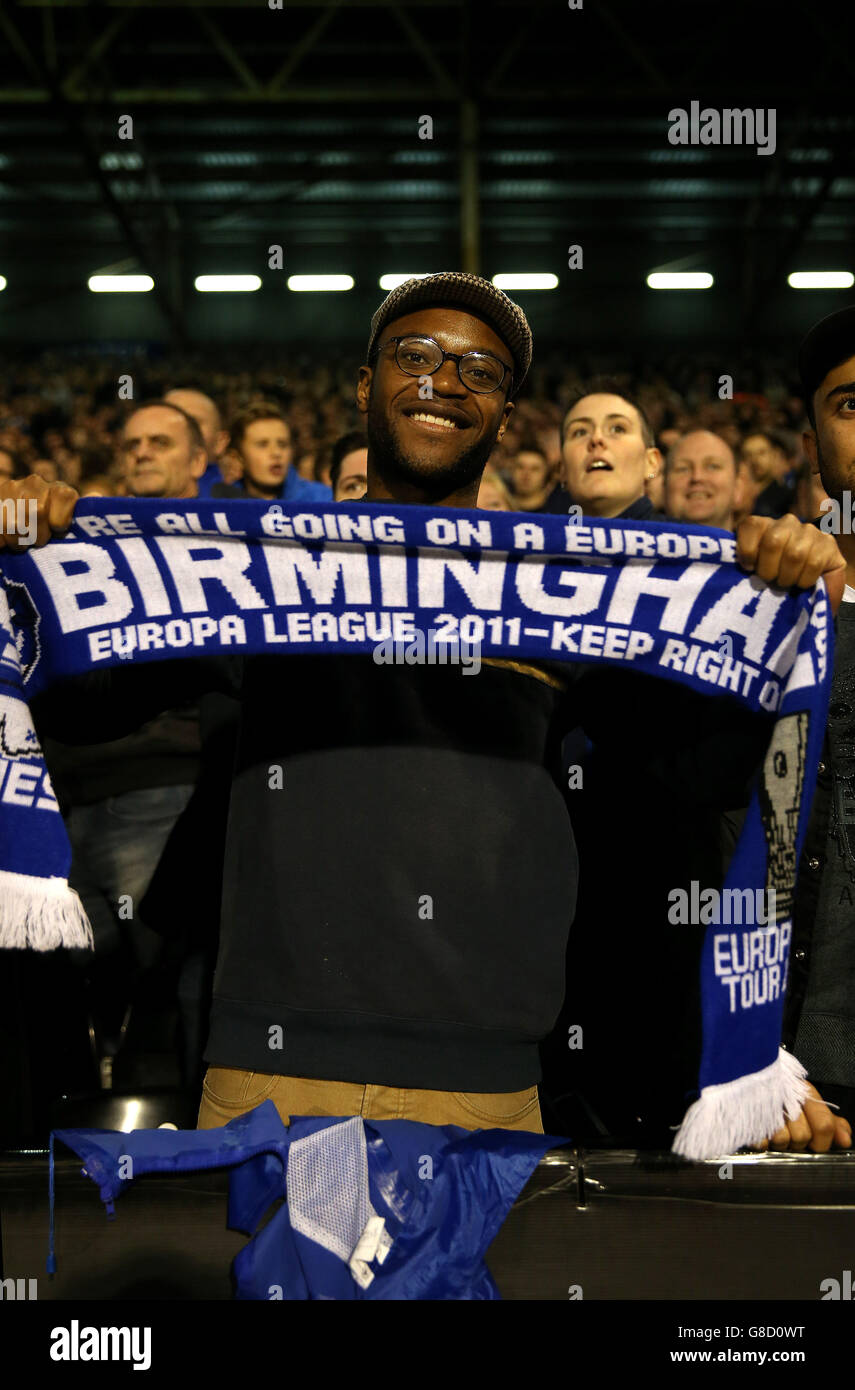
left=2, top=1145, right=855, bottom=1303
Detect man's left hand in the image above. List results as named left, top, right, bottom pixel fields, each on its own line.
left=736, top=514, right=846, bottom=617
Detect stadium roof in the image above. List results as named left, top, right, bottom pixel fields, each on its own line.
left=0, top=0, right=852, bottom=352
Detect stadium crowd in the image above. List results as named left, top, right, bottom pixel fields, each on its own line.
left=0, top=346, right=827, bottom=523
left=1, top=295, right=852, bottom=1156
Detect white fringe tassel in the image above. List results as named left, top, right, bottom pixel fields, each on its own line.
left=672, top=1048, right=811, bottom=1160
left=0, top=870, right=94, bottom=951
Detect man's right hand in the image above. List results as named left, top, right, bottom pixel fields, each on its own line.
left=0, top=476, right=78, bottom=551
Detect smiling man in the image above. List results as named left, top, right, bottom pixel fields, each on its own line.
left=560, top=381, right=663, bottom=520
left=358, top=286, right=518, bottom=506
left=664, top=428, right=748, bottom=531
left=7, top=274, right=849, bottom=1152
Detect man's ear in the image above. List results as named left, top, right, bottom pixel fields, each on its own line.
left=803, top=428, right=820, bottom=475
left=645, top=446, right=663, bottom=481
left=495, top=399, right=514, bottom=444
left=356, top=366, right=373, bottom=416
left=191, top=448, right=208, bottom=480
left=214, top=430, right=230, bottom=461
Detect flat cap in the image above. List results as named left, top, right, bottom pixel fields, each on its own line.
left=798, top=304, right=855, bottom=418
left=366, top=272, right=533, bottom=395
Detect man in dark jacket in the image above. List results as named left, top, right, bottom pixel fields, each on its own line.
left=780, top=306, right=855, bottom=1141
left=7, top=274, right=847, bottom=1145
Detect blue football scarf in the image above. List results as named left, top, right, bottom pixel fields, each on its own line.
left=48, top=1101, right=557, bottom=1299
left=0, top=496, right=833, bottom=1158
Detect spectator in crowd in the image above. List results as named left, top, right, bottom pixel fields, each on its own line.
left=477, top=464, right=513, bottom=510
left=741, top=429, right=797, bottom=518
left=119, top=401, right=208, bottom=499
left=329, top=429, right=368, bottom=502
left=79, top=474, right=116, bottom=498
left=663, top=429, right=748, bottom=531
left=508, top=443, right=554, bottom=512
left=212, top=402, right=331, bottom=503
left=0, top=447, right=19, bottom=481
left=164, top=387, right=230, bottom=498
left=777, top=304, right=855, bottom=1144
left=560, top=380, right=664, bottom=521
left=218, top=447, right=244, bottom=487
left=31, top=457, right=59, bottom=484
left=19, top=273, right=847, bottom=1150
left=39, top=398, right=207, bottom=1084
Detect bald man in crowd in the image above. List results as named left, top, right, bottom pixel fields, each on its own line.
left=164, top=387, right=230, bottom=497
left=663, top=428, right=749, bottom=532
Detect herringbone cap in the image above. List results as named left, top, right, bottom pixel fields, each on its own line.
left=367, top=272, right=532, bottom=395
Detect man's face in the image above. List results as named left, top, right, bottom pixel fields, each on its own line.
left=356, top=306, right=514, bottom=499
left=334, top=447, right=368, bottom=502
left=164, top=389, right=226, bottom=460
left=741, top=433, right=786, bottom=487
left=561, top=393, right=658, bottom=518
left=240, top=418, right=293, bottom=493
left=121, top=406, right=206, bottom=498
left=804, top=354, right=855, bottom=502
left=511, top=450, right=550, bottom=498
left=665, top=430, right=740, bottom=529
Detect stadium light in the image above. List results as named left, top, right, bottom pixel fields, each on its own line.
left=88, top=275, right=154, bottom=293
left=287, top=275, right=354, bottom=292
left=491, top=273, right=558, bottom=290
left=0, top=277, right=6, bottom=291
left=379, top=274, right=431, bottom=290
left=787, top=271, right=854, bottom=290
left=647, top=272, right=713, bottom=290
left=194, top=275, right=262, bottom=292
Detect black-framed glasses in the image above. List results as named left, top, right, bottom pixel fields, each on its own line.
left=373, top=335, right=513, bottom=395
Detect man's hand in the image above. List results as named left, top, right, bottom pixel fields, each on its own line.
left=736, top=513, right=846, bottom=616
left=752, top=1081, right=852, bottom=1153
left=0, top=476, right=78, bottom=551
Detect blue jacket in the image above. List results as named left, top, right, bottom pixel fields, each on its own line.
left=49, top=1101, right=561, bottom=1300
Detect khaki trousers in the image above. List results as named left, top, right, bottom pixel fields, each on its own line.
left=197, top=1066, right=544, bottom=1133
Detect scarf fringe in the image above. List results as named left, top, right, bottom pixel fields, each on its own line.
left=672, top=1047, right=811, bottom=1160
left=0, top=870, right=93, bottom=951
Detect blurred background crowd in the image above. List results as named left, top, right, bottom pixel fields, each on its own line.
left=1, top=341, right=835, bottom=1146
left=0, top=347, right=826, bottom=523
